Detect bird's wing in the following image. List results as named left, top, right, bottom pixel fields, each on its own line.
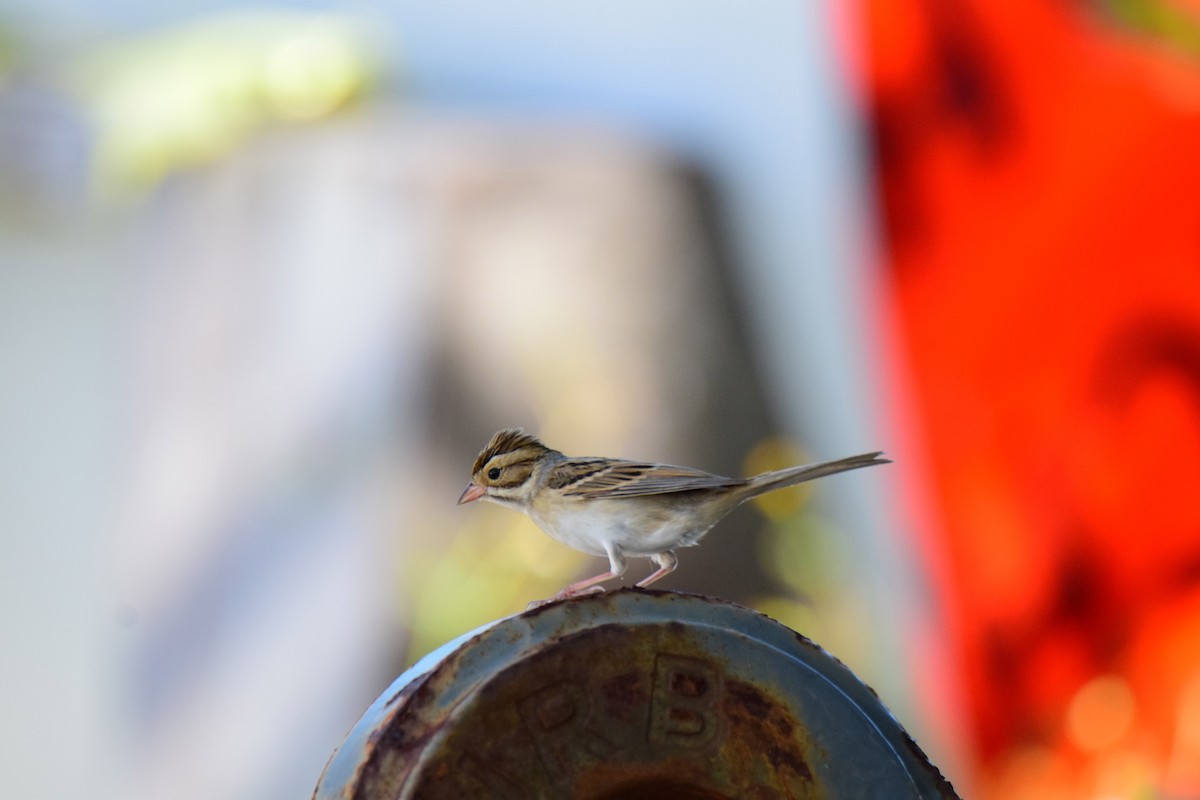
left=549, top=458, right=746, bottom=499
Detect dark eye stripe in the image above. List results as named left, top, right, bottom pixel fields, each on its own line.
left=492, top=462, right=534, bottom=488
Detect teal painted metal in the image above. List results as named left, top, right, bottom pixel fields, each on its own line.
left=314, top=589, right=958, bottom=800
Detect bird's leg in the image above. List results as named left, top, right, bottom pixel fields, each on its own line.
left=550, top=545, right=627, bottom=601
left=635, top=551, right=678, bottom=588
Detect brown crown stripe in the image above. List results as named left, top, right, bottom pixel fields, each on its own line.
left=471, top=428, right=555, bottom=475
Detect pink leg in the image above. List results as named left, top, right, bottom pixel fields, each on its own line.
left=554, top=570, right=618, bottom=599
left=545, top=545, right=628, bottom=602
left=635, top=551, right=678, bottom=588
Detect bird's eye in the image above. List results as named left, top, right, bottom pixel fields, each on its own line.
left=487, top=467, right=501, bottom=480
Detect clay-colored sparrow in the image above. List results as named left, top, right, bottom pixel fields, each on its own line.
left=458, top=429, right=889, bottom=599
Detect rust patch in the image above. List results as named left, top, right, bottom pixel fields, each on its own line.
left=725, top=680, right=771, bottom=717
left=359, top=676, right=442, bottom=800
left=671, top=669, right=709, bottom=698
left=721, top=679, right=816, bottom=789
left=724, top=680, right=795, bottom=740
left=601, top=671, right=648, bottom=723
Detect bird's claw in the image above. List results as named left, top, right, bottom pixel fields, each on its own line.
left=526, top=585, right=607, bottom=610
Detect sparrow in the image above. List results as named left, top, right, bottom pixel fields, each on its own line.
left=457, top=428, right=890, bottom=600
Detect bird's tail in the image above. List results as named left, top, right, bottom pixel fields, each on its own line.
left=743, top=451, right=890, bottom=500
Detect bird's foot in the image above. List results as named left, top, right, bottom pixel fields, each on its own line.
left=526, top=584, right=606, bottom=610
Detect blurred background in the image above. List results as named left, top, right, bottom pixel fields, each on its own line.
left=1, top=1, right=1198, bottom=798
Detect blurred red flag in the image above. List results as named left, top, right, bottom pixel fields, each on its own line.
left=859, top=1, right=1200, bottom=795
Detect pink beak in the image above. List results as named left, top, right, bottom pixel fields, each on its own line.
left=457, top=482, right=486, bottom=505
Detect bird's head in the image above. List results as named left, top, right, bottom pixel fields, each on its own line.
left=458, top=428, right=559, bottom=508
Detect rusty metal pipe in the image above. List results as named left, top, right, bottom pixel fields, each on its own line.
left=314, top=589, right=958, bottom=799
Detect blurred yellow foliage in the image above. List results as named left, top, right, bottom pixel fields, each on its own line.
left=68, top=11, right=377, bottom=197
left=741, top=436, right=814, bottom=520
left=405, top=508, right=588, bottom=662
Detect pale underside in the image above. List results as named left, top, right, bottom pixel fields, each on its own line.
left=535, top=495, right=728, bottom=554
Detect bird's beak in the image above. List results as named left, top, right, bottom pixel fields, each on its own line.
left=457, top=482, right=486, bottom=505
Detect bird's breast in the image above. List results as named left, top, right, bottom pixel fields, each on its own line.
left=529, top=495, right=718, bottom=556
